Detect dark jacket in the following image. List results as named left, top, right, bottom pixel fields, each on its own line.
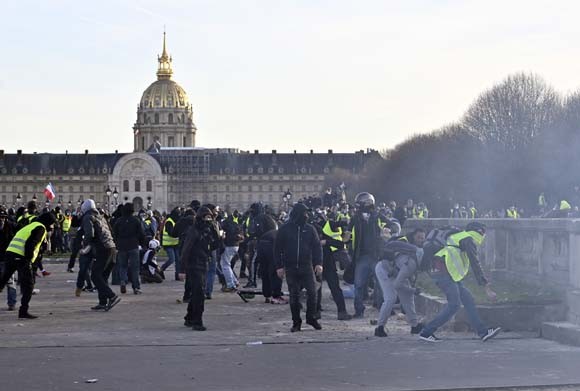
left=274, top=204, right=322, bottom=270
left=222, top=217, right=243, bottom=247
left=458, top=235, right=488, bottom=286
left=348, top=211, right=385, bottom=263
left=179, top=219, right=220, bottom=272
left=0, top=220, right=17, bottom=261
left=113, top=216, right=146, bottom=251
left=81, top=210, right=116, bottom=250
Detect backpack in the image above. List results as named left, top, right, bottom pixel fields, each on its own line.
left=90, top=213, right=116, bottom=249
left=420, top=226, right=462, bottom=272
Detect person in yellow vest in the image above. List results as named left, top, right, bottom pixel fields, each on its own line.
left=160, top=208, right=182, bottom=281
left=506, top=206, right=519, bottom=219
left=467, top=201, right=478, bottom=219
left=416, top=202, right=429, bottom=219
left=319, top=214, right=352, bottom=320
left=0, top=212, right=56, bottom=319
left=419, top=222, right=501, bottom=342
left=62, top=210, right=72, bottom=253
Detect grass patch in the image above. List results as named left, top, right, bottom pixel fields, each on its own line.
left=416, top=272, right=563, bottom=306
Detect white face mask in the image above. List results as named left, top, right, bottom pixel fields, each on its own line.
left=362, top=212, right=370, bottom=221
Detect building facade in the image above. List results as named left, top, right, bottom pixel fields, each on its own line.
left=0, top=35, right=380, bottom=213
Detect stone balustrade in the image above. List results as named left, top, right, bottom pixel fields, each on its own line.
left=403, top=218, right=580, bottom=325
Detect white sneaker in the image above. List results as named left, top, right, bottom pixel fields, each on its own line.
left=419, top=334, right=442, bottom=343
left=481, top=327, right=501, bottom=342
left=32, top=288, right=40, bottom=295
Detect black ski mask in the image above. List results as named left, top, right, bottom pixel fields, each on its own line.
left=290, top=203, right=309, bottom=226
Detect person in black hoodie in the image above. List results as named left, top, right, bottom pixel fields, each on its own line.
left=0, top=207, right=18, bottom=310
left=275, top=202, right=323, bottom=332
left=180, top=206, right=220, bottom=331
left=113, top=203, right=146, bottom=295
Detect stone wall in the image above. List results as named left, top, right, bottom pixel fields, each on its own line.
left=404, top=218, right=580, bottom=324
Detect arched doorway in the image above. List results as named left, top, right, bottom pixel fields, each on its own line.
left=133, top=197, right=144, bottom=212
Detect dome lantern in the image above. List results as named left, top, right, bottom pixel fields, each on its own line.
left=156, top=31, right=173, bottom=80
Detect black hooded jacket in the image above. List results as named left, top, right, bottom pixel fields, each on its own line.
left=179, top=208, right=220, bottom=272
left=274, top=203, right=322, bottom=270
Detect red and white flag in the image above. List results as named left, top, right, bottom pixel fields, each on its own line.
left=44, top=183, right=56, bottom=201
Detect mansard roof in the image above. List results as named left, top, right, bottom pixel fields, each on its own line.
left=206, top=149, right=380, bottom=175
left=0, top=151, right=123, bottom=176
left=0, top=148, right=381, bottom=177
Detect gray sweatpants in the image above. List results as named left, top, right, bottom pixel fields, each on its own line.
left=375, top=255, right=419, bottom=328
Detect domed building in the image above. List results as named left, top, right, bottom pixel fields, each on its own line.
left=0, top=33, right=380, bottom=213
left=133, top=33, right=196, bottom=151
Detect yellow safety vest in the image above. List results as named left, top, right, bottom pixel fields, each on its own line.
left=6, top=222, right=47, bottom=263
left=436, top=231, right=484, bottom=282
left=560, top=200, right=571, bottom=210
left=336, top=212, right=350, bottom=223
left=17, top=213, right=35, bottom=224
left=162, top=217, right=179, bottom=247
left=62, top=216, right=72, bottom=232
left=233, top=216, right=239, bottom=224
left=506, top=209, right=518, bottom=219
left=322, top=221, right=344, bottom=252
left=417, top=209, right=428, bottom=219
left=469, top=207, right=477, bottom=219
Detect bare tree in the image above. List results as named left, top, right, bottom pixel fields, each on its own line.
left=463, top=73, right=562, bottom=151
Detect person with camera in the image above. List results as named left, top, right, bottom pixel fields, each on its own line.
left=180, top=206, right=220, bottom=331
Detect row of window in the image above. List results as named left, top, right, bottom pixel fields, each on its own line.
left=122, top=180, right=153, bottom=192
left=142, top=113, right=187, bottom=125
left=1, top=185, right=103, bottom=194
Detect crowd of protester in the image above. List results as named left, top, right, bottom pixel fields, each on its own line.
left=8, top=183, right=577, bottom=341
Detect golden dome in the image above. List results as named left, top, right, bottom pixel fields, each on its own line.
left=140, top=79, right=189, bottom=109
left=139, top=32, right=190, bottom=109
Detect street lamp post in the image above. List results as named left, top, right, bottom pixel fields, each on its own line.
left=112, top=187, right=119, bottom=210
left=45, top=198, right=50, bottom=210
left=105, top=186, right=112, bottom=212
left=147, top=196, right=152, bottom=210
left=16, top=193, right=22, bottom=206
left=32, top=193, right=37, bottom=203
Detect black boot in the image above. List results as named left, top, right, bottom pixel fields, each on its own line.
left=374, top=326, right=387, bottom=337
left=290, top=322, right=302, bottom=332
left=19, top=309, right=38, bottom=319
left=306, top=318, right=322, bottom=330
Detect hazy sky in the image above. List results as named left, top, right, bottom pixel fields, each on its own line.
left=2, top=0, right=580, bottom=154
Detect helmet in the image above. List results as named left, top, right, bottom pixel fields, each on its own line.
left=148, top=239, right=160, bottom=250
left=354, top=192, right=375, bottom=208
left=465, top=221, right=486, bottom=234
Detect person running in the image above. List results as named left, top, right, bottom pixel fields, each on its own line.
left=419, top=222, right=501, bottom=342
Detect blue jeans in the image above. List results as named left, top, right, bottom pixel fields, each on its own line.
left=205, top=250, right=217, bottom=295
left=76, top=253, right=94, bottom=290
left=220, top=246, right=239, bottom=288
left=421, top=272, right=487, bottom=337
left=162, top=246, right=180, bottom=278
left=353, top=254, right=376, bottom=315
left=0, top=262, right=17, bottom=307
left=117, top=248, right=141, bottom=290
